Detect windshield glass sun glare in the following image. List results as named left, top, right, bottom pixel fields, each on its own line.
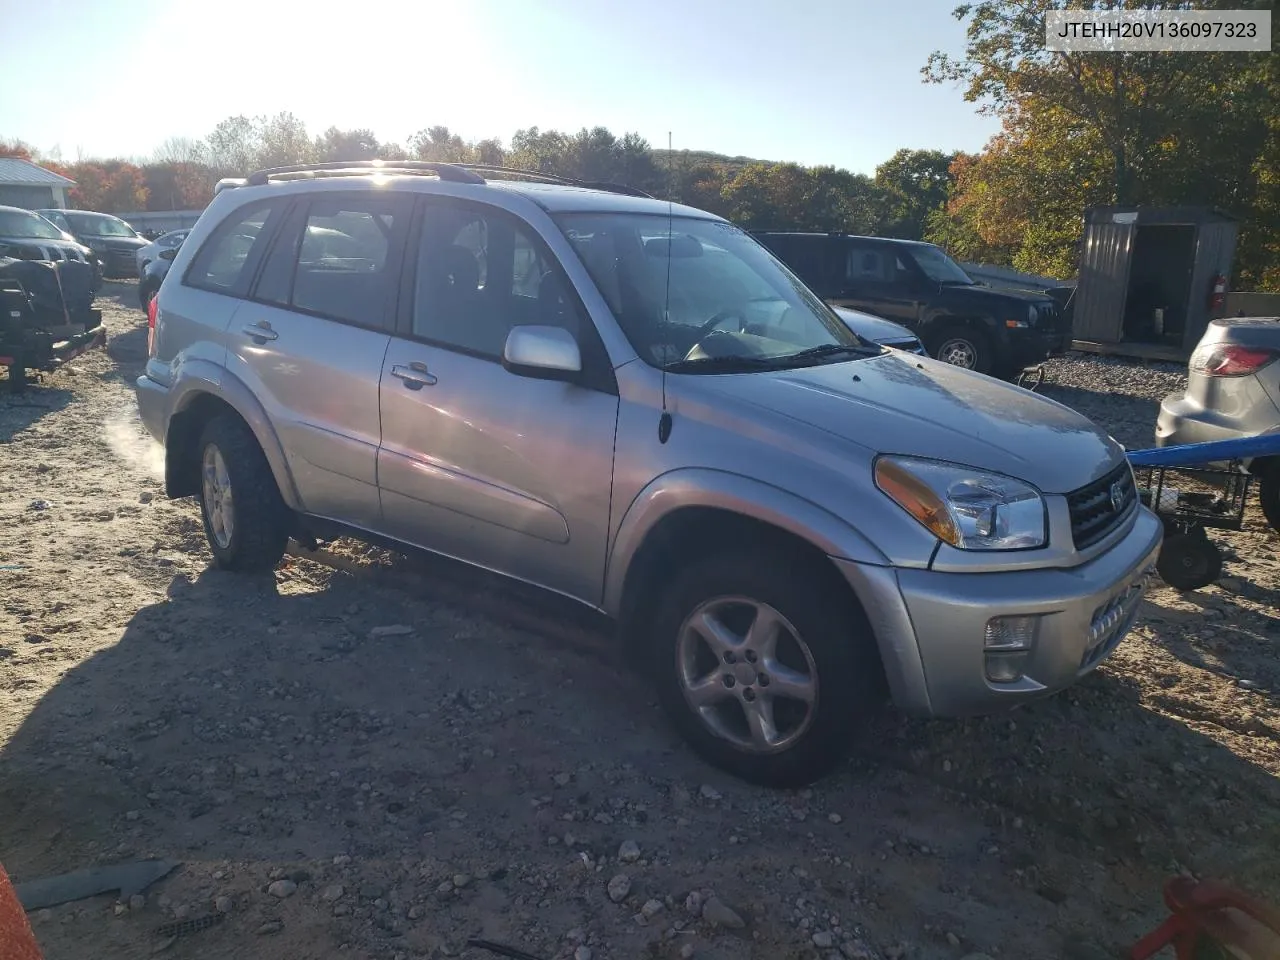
left=67, top=213, right=137, bottom=238
left=911, top=244, right=975, bottom=285
left=555, top=212, right=879, bottom=372
left=0, top=210, right=66, bottom=240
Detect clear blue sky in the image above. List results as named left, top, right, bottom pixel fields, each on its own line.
left=0, top=0, right=1000, bottom=175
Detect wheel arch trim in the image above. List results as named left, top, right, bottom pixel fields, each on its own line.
left=603, top=468, right=889, bottom=618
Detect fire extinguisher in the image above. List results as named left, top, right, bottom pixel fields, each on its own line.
left=1209, top=272, right=1227, bottom=311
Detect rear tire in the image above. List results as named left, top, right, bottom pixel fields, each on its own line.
left=196, top=414, right=289, bottom=572
left=928, top=324, right=992, bottom=375
left=647, top=548, right=882, bottom=787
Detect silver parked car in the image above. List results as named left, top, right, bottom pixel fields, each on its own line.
left=135, top=228, right=191, bottom=276
left=1156, top=315, right=1280, bottom=528
left=135, top=161, right=1162, bottom=786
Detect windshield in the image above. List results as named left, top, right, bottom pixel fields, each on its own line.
left=65, top=212, right=138, bottom=238
left=0, top=209, right=66, bottom=240
left=910, top=244, right=974, bottom=285
left=555, top=212, right=875, bottom=371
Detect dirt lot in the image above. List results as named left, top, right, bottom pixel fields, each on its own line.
left=2, top=284, right=1279, bottom=960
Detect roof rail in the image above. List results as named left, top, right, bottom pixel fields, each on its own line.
left=243, top=160, right=484, bottom=186
left=450, top=164, right=656, bottom=199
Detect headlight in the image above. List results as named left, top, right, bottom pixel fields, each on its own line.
left=873, top=455, right=1047, bottom=550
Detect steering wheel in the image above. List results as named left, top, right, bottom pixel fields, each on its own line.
left=696, top=309, right=748, bottom=339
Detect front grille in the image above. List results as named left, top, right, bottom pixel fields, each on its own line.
left=1067, top=461, right=1137, bottom=550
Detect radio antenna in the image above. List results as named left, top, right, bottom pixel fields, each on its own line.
left=658, top=130, right=674, bottom=444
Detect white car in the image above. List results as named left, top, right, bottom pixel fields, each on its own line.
left=135, top=229, right=191, bottom=276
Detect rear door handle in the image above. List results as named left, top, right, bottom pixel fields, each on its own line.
left=391, top=361, right=437, bottom=389
left=241, top=321, right=278, bottom=342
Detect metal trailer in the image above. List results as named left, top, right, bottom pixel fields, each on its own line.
left=1125, top=433, right=1280, bottom=589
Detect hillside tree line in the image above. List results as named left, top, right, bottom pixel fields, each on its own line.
left=2, top=0, right=1277, bottom=290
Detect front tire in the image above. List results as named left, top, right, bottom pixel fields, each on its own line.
left=196, top=415, right=289, bottom=572
left=648, top=548, right=882, bottom=787
left=928, top=324, right=992, bottom=375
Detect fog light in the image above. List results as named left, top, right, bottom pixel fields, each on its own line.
left=984, top=651, right=1029, bottom=683
left=984, top=615, right=1039, bottom=651
left=984, top=615, right=1039, bottom=684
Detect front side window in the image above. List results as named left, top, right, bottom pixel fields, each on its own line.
left=412, top=201, right=583, bottom=359
left=555, top=213, right=876, bottom=371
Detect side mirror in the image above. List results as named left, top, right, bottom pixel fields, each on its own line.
left=159, top=248, right=178, bottom=262
left=502, top=325, right=582, bottom=382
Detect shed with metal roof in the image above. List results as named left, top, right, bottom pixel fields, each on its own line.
left=0, top=158, right=76, bottom=210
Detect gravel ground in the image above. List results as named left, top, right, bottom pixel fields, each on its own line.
left=2, top=285, right=1279, bottom=960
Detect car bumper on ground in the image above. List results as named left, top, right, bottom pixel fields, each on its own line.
left=834, top=504, right=1163, bottom=718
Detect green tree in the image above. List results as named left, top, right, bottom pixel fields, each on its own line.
left=314, top=127, right=381, bottom=163
left=874, top=148, right=955, bottom=239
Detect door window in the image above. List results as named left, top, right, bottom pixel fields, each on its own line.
left=185, top=200, right=282, bottom=295
left=845, top=244, right=896, bottom=284
left=412, top=201, right=583, bottom=359
left=253, top=197, right=404, bottom=328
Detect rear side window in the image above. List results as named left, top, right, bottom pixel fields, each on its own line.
left=254, top=197, right=405, bottom=328
left=185, top=201, right=281, bottom=295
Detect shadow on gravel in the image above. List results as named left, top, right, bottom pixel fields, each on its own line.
left=0, top=384, right=75, bottom=443
left=3, top=552, right=1280, bottom=959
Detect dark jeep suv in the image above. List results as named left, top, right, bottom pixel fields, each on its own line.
left=754, top=232, right=1071, bottom=379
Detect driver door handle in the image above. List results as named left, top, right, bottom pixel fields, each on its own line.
left=391, top=361, right=437, bottom=389
left=241, top=321, right=278, bottom=342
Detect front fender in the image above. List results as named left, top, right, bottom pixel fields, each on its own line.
left=602, top=467, right=890, bottom=617
left=168, top=360, right=303, bottom=511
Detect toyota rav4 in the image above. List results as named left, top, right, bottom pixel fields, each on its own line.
left=134, top=161, right=1161, bottom=786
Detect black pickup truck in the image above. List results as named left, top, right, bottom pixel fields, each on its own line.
left=754, top=232, right=1072, bottom=379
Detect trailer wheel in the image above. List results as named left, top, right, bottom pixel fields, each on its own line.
left=1157, top=531, right=1223, bottom=591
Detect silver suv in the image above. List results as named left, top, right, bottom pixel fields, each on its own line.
left=135, top=161, right=1162, bottom=786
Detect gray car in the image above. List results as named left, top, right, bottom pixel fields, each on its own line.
left=134, top=162, right=1162, bottom=786
left=1156, top=315, right=1280, bottom=528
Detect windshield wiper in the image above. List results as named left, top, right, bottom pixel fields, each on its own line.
left=664, top=354, right=782, bottom=373
left=772, top=343, right=883, bottom=366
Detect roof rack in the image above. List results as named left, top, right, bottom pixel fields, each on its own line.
left=243, top=160, right=484, bottom=186
left=235, top=160, right=655, bottom=199
left=450, top=164, right=655, bottom=199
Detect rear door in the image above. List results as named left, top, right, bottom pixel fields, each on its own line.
left=830, top=240, right=923, bottom=327
left=225, top=192, right=410, bottom=529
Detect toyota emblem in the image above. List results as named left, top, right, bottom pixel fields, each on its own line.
left=1109, top=481, right=1125, bottom=512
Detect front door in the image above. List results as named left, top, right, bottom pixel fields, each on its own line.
left=376, top=196, right=620, bottom=605
left=227, top=192, right=411, bottom=528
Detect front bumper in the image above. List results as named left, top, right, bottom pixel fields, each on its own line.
left=834, top=505, right=1163, bottom=717
left=1006, top=329, right=1070, bottom=368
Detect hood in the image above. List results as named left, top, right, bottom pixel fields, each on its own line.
left=92, top=235, right=149, bottom=249
left=944, top=282, right=1054, bottom=308
left=832, top=306, right=917, bottom=343
left=686, top=352, right=1123, bottom=494
left=0, top=235, right=86, bottom=251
